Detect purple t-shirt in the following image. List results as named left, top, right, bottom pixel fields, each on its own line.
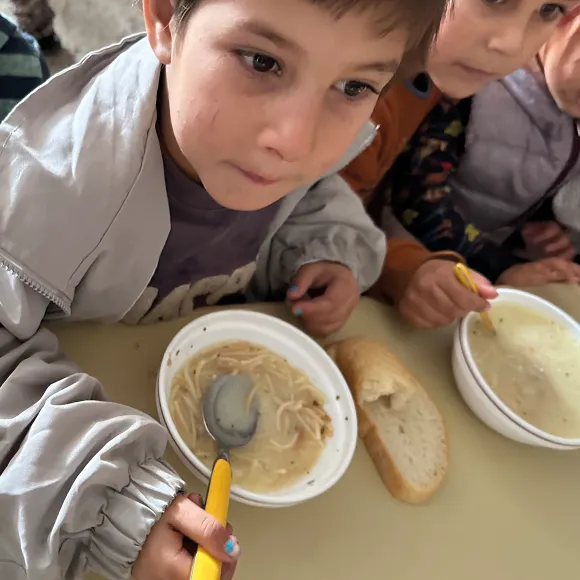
left=124, top=145, right=280, bottom=324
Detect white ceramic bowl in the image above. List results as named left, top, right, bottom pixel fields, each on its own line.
left=157, top=309, right=358, bottom=507
left=452, top=288, right=580, bottom=450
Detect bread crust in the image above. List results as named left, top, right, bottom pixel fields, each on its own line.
left=328, top=337, right=449, bottom=504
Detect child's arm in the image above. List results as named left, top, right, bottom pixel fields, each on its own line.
left=266, top=174, right=386, bottom=335
left=0, top=274, right=234, bottom=579
left=388, top=97, right=524, bottom=283
left=269, top=174, right=386, bottom=293
left=369, top=211, right=497, bottom=329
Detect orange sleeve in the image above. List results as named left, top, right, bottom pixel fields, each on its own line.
left=340, top=94, right=400, bottom=203
left=370, top=239, right=464, bottom=305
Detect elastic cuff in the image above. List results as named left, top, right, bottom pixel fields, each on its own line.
left=88, top=459, right=185, bottom=580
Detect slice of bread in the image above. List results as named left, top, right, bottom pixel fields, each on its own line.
left=327, top=337, right=448, bottom=504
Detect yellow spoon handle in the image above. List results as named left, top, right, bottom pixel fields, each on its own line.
left=190, top=457, right=232, bottom=580
left=453, top=263, right=495, bottom=332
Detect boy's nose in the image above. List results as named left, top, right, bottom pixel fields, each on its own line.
left=257, top=103, right=318, bottom=163
left=487, top=21, right=526, bottom=57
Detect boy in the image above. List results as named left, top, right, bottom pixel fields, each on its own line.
left=0, top=12, right=49, bottom=120
left=386, top=6, right=580, bottom=316
left=342, top=0, right=580, bottom=328
left=0, top=0, right=447, bottom=579
left=7, top=0, right=60, bottom=52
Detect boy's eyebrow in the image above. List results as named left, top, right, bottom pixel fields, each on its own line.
left=236, top=20, right=399, bottom=74
left=354, top=60, right=400, bottom=74
left=238, top=20, right=302, bottom=52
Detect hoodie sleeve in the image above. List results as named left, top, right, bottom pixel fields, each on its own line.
left=0, top=271, right=185, bottom=580
left=265, top=174, right=387, bottom=294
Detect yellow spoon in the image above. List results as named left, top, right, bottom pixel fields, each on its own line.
left=453, top=263, right=496, bottom=333
left=191, top=374, right=259, bottom=580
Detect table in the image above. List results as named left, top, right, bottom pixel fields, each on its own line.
left=49, top=286, right=580, bottom=580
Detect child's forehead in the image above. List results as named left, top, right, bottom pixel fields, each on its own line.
left=189, top=0, right=410, bottom=61
left=184, top=0, right=437, bottom=47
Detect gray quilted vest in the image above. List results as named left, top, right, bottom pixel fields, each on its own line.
left=449, top=68, right=580, bottom=246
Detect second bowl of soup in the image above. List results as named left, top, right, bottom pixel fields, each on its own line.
left=157, top=309, right=358, bottom=507
left=452, top=288, right=580, bottom=449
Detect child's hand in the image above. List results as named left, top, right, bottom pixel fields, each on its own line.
left=287, top=262, right=359, bottom=337
left=497, top=257, right=580, bottom=287
left=521, top=221, right=576, bottom=260
left=398, top=260, right=497, bottom=329
left=133, top=493, right=239, bottom=580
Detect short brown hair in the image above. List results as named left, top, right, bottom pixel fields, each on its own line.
left=173, top=0, right=450, bottom=76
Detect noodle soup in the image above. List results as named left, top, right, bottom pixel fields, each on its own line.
left=169, top=340, right=333, bottom=493
left=469, top=303, right=580, bottom=438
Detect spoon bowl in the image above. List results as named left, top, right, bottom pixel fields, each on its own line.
left=203, top=374, right=259, bottom=452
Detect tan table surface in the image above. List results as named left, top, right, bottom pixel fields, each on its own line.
left=48, top=286, right=580, bottom=580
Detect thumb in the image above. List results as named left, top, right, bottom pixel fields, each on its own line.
left=287, top=264, right=321, bottom=300
left=470, top=270, right=497, bottom=299
left=167, top=495, right=237, bottom=563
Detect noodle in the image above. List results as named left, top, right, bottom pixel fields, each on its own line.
left=169, top=340, right=334, bottom=492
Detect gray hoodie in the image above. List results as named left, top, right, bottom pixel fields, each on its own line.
left=0, top=35, right=385, bottom=580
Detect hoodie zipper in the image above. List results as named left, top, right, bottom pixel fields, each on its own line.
left=0, top=255, right=70, bottom=314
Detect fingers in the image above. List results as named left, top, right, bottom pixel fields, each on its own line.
left=544, top=235, right=575, bottom=257
left=522, top=222, right=576, bottom=260
left=522, top=221, right=563, bottom=245
left=188, top=492, right=204, bottom=507
left=287, top=263, right=329, bottom=301
left=187, top=493, right=234, bottom=536
left=289, top=265, right=359, bottom=336
left=468, top=271, right=498, bottom=300
left=400, top=288, right=486, bottom=329
left=399, top=294, right=450, bottom=329
left=569, top=262, right=580, bottom=282
left=400, top=273, right=491, bottom=329
left=166, top=495, right=239, bottom=564
left=561, top=261, right=580, bottom=283
left=293, top=279, right=359, bottom=336
left=555, top=245, right=578, bottom=261
left=501, top=258, right=580, bottom=287
left=540, top=258, right=580, bottom=283
left=221, top=559, right=239, bottom=580
left=297, top=294, right=358, bottom=336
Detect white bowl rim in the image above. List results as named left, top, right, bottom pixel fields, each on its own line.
left=458, top=288, right=580, bottom=447
left=157, top=309, right=358, bottom=505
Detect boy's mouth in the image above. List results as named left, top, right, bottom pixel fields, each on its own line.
left=231, top=163, right=280, bottom=187
left=455, top=62, right=496, bottom=82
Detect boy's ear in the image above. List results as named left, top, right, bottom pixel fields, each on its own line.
left=143, top=0, right=175, bottom=65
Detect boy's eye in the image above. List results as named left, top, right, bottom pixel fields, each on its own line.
left=240, top=51, right=282, bottom=75
left=336, top=80, right=377, bottom=100
left=538, top=3, right=565, bottom=20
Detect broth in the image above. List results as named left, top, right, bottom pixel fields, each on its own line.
left=169, top=341, right=333, bottom=492
left=469, top=303, right=580, bottom=438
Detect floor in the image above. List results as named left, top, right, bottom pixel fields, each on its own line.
left=0, top=0, right=144, bottom=71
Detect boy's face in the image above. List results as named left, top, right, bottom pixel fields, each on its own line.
left=428, top=0, right=580, bottom=98
left=145, top=0, right=406, bottom=211
left=542, top=15, right=580, bottom=117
